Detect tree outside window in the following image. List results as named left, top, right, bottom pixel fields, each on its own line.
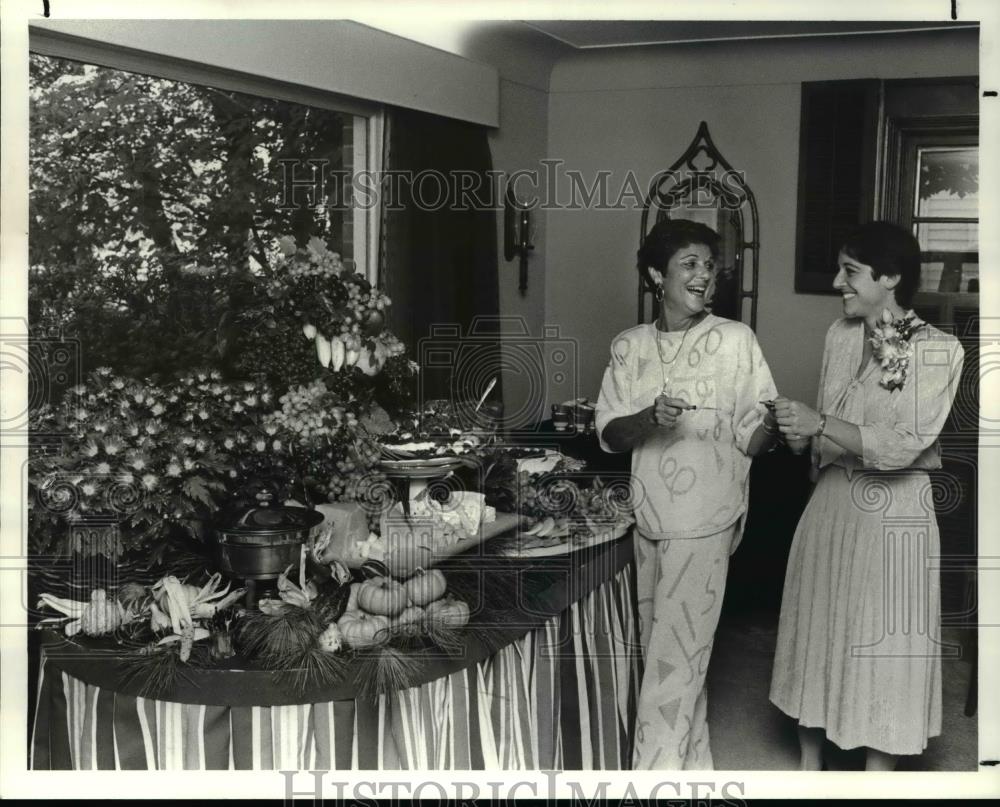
left=29, top=53, right=364, bottom=386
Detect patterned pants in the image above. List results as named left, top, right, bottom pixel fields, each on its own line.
left=631, top=525, right=735, bottom=770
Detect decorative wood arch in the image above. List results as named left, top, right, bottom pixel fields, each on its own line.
left=638, top=121, right=760, bottom=329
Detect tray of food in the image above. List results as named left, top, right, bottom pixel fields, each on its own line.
left=309, top=496, right=522, bottom=578
left=498, top=518, right=632, bottom=557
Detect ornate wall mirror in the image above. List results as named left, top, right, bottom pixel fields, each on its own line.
left=639, top=122, right=760, bottom=329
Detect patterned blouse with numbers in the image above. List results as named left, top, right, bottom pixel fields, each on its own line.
left=595, top=314, right=777, bottom=541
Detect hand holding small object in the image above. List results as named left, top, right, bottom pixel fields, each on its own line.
left=651, top=394, right=690, bottom=428
left=773, top=395, right=824, bottom=440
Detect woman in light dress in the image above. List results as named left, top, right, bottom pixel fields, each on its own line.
left=596, top=218, right=779, bottom=769
left=769, top=222, right=964, bottom=770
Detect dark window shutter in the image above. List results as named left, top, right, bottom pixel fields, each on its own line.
left=795, top=79, right=880, bottom=293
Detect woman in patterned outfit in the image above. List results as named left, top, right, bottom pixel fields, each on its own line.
left=595, top=218, right=779, bottom=769
left=769, top=222, right=964, bottom=771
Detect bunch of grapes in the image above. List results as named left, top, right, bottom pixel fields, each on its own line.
left=267, top=238, right=390, bottom=346
left=265, top=380, right=353, bottom=444
left=333, top=276, right=390, bottom=343
left=326, top=464, right=394, bottom=530
left=267, top=240, right=346, bottom=291
left=325, top=454, right=359, bottom=500
left=234, top=321, right=319, bottom=390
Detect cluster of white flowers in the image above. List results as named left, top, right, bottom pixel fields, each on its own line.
left=869, top=310, right=923, bottom=392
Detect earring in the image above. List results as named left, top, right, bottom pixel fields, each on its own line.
left=654, top=284, right=664, bottom=302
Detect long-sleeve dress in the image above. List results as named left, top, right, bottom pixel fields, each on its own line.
left=596, top=314, right=777, bottom=768
left=769, top=315, right=964, bottom=755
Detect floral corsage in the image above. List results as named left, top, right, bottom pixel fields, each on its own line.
left=868, top=309, right=925, bottom=392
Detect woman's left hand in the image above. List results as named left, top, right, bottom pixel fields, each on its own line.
left=773, top=396, right=824, bottom=439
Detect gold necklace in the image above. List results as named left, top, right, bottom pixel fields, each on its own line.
left=654, top=316, right=698, bottom=395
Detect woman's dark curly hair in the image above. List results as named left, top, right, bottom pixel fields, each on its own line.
left=637, top=218, right=722, bottom=291
left=840, top=221, right=922, bottom=308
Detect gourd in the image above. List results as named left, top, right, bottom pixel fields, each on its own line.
left=315, top=335, right=332, bottom=368
left=424, top=596, right=470, bottom=629
left=402, top=568, right=446, bottom=607
left=330, top=336, right=346, bottom=372
left=345, top=582, right=364, bottom=612
left=336, top=610, right=389, bottom=648
left=392, top=605, right=426, bottom=637
left=356, top=576, right=408, bottom=617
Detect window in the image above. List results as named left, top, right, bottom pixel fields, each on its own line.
left=28, top=49, right=376, bottom=381
left=794, top=76, right=978, bottom=308
left=879, top=82, right=978, bottom=325
left=895, top=131, right=978, bottom=296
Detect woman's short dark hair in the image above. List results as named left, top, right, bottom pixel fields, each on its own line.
left=840, top=221, right=921, bottom=308
left=637, top=218, right=721, bottom=291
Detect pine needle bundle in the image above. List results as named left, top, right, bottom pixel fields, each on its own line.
left=236, top=606, right=324, bottom=667
left=271, top=644, right=350, bottom=694
left=423, top=620, right=467, bottom=658
left=353, top=644, right=424, bottom=702
left=116, top=643, right=196, bottom=698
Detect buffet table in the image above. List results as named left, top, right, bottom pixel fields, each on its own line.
left=31, top=532, right=639, bottom=771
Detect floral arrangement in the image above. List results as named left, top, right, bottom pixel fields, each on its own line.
left=28, top=368, right=287, bottom=561
left=262, top=379, right=392, bottom=516
left=28, top=235, right=426, bottom=562
left=27, top=367, right=404, bottom=560
left=236, top=236, right=415, bottom=405
left=869, top=309, right=925, bottom=392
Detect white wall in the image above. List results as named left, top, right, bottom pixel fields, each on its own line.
left=544, top=29, right=979, bottom=404
left=489, top=79, right=552, bottom=424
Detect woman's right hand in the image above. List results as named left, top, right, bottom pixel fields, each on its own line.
left=650, top=395, right=688, bottom=429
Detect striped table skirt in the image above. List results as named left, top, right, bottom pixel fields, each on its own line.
left=32, top=566, right=639, bottom=770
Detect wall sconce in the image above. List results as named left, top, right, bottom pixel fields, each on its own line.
left=504, top=182, right=534, bottom=294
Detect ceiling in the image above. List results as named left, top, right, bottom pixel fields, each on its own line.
left=522, top=20, right=979, bottom=49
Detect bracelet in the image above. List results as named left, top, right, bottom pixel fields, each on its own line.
left=815, top=414, right=828, bottom=438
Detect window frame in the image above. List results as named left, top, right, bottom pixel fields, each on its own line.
left=879, top=113, right=978, bottom=323
left=29, top=26, right=383, bottom=282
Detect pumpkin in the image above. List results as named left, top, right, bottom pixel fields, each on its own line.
left=381, top=523, right=435, bottom=579
left=392, top=605, right=426, bottom=637
left=425, top=596, right=470, bottom=629
left=345, top=581, right=364, bottom=612
left=336, top=610, right=389, bottom=649
left=356, top=576, right=409, bottom=617
left=402, top=568, right=446, bottom=607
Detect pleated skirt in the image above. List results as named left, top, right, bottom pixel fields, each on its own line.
left=769, top=465, right=943, bottom=755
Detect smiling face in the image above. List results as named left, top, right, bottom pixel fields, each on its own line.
left=833, top=250, right=900, bottom=321
left=648, top=242, right=717, bottom=318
